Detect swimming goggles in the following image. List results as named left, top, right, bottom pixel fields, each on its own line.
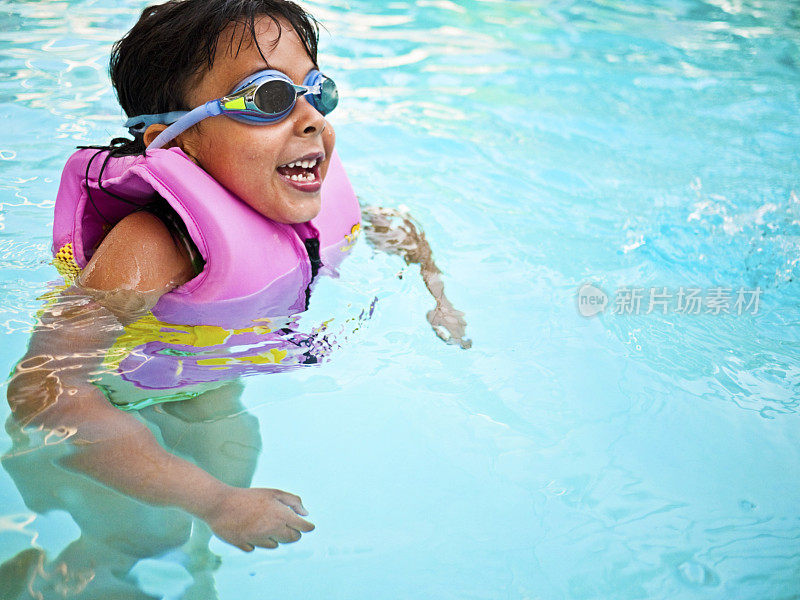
left=124, top=69, right=338, bottom=150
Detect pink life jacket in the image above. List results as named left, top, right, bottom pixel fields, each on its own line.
left=52, top=147, right=361, bottom=327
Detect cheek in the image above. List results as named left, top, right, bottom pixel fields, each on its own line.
left=319, top=125, right=337, bottom=179
left=194, top=119, right=284, bottom=157
left=191, top=126, right=284, bottom=189
left=323, top=124, right=336, bottom=154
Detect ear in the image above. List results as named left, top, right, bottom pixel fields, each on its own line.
left=142, top=123, right=201, bottom=165
left=143, top=123, right=169, bottom=148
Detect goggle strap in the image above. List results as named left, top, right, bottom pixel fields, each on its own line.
left=299, top=83, right=322, bottom=96
left=124, top=110, right=188, bottom=135
left=147, top=101, right=222, bottom=150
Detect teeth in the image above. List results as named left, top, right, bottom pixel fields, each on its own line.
left=288, top=172, right=318, bottom=183
left=281, top=157, right=319, bottom=169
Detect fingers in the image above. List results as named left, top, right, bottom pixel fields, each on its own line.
left=272, top=490, right=309, bottom=516
left=258, top=527, right=301, bottom=545
left=287, top=513, right=315, bottom=533
left=430, top=322, right=450, bottom=342
left=426, top=307, right=471, bottom=349
left=238, top=517, right=313, bottom=552
left=223, top=489, right=316, bottom=553
left=429, top=320, right=472, bottom=349
left=250, top=529, right=295, bottom=550
left=276, top=526, right=302, bottom=543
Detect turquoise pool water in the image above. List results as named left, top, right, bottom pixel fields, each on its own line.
left=1, top=0, right=799, bottom=598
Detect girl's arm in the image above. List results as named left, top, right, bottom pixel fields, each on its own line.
left=362, top=205, right=471, bottom=349
left=7, top=212, right=313, bottom=551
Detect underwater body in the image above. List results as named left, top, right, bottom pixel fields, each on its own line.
left=0, top=0, right=799, bottom=599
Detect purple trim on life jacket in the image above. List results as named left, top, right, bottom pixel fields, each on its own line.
left=53, top=147, right=361, bottom=327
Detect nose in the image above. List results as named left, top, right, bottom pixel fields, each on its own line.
left=293, top=95, right=326, bottom=137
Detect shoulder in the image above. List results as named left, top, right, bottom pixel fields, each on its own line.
left=78, top=210, right=195, bottom=293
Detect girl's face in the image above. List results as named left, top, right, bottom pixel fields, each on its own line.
left=166, top=17, right=335, bottom=224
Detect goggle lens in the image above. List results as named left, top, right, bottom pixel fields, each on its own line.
left=251, top=76, right=338, bottom=118
left=254, top=80, right=297, bottom=116
left=315, top=77, right=339, bottom=115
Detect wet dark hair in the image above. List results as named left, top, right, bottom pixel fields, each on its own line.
left=96, top=0, right=320, bottom=156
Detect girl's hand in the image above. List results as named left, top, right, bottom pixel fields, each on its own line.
left=201, top=487, right=315, bottom=552
left=363, top=205, right=471, bottom=349
left=427, top=302, right=471, bottom=349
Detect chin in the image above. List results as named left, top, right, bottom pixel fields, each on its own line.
left=274, top=198, right=322, bottom=224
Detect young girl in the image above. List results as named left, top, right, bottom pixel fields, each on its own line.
left=6, top=0, right=467, bottom=575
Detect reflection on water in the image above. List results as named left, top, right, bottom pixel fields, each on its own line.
left=1, top=282, right=336, bottom=598
left=3, top=381, right=259, bottom=599
left=0, top=262, right=431, bottom=600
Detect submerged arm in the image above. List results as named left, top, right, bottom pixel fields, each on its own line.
left=362, top=205, right=471, bottom=349
left=7, top=212, right=312, bottom=551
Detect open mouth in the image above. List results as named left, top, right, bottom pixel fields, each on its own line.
left=276, top=152, right=324, bottom=191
